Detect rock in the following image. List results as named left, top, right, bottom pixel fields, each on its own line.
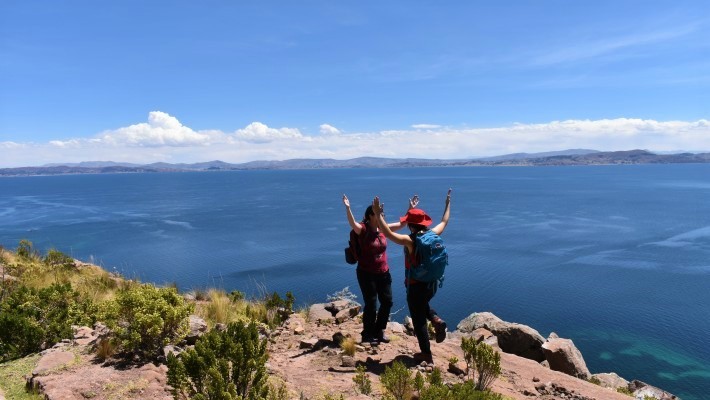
left=387, top=321, right=405, bottom=334
left=299, top=338, right=319, bottom=349
left=335, top=305, right=361, bottom=323
left=447, top=361, right=466, bottom=376
left=341, top=355, right=356, bottom=367
left=404, top=316, right=414, bottom=333
left=332, top=332, right=346, bottom=346
left=215, top=323, right=227, bottom=332
left=308, top=303, right=333, bottom=324
left=548, top=332, right=559, bottom=340
left=325, top=300, right=351, bottom=313
left=457, top=312, right=546, bottom=361
left=163, top=345, right=183, bottom=359
left=72, top=326, right=98, bottom=346
left=541, top=337, right=591, bottom=379
left=629, top=380, right=680, bottom=400
left=32, top=350, right=75, bottom=376
left=592, top=372, right=629, bottom=389
left=185, top=315, right=208, bottom=345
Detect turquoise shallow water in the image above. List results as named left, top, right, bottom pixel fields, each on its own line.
left=1, top=165, right=709, bottom=399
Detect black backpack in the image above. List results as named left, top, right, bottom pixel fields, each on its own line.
left=344, top=229, right=361, bottom=264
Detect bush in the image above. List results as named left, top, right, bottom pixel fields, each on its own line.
left=353, top=365, right=372, bottom=395
left=43, top=249, right=74, bottom=269
left=167, top=321, right=269, bottom=400
left=340, top=336, right=356, bottom=357
left=16, top=239, right=37, bottom=260
left=380, top=360, right=414, bottom=400
left=420, top=381, right=508, bottom=400
left=0, top=283, right=96, bottom=362
left=100, top=283, right=193, bottom=359
left=461, top=337, right=502, bottom=391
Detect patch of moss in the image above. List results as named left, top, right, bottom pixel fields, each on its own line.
left=0, top=354, right=43, bottom=400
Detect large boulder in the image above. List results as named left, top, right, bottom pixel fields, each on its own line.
left=308, top=303, right=334, bottom=324
left=457, top=312, right=545, bottom=361
left=185, top=315, right=208, bottom=344
left=541, top=337, right=591, bottom=379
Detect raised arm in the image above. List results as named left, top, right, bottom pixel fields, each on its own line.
left=387, top=194, right=419, bottom=231
left=373, top=196, right=413, bottom=247
left=431, top=189, right=451, bottom=235
left=342, top=194, right=363, bottom=234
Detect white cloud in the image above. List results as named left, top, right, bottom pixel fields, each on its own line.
left=233, top=122, right=303, bottom=143
left=2, top=114, right=710, bottom=167
left=411, top=124, right=441, bottom=129
left=319, top=124, right=341, bottom=135
left=98, top=111, right=214, bottom=147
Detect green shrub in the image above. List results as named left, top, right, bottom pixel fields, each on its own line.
left=353, top=365, right=372, bottom=395
left=16, top=239, right=37, bottom=260
left=0, top=283, right=96, bottom=362
left=380, top=360, right=414, bottom=400
left=420, top=381, right=508, bottom=400
left=462, top=337, right=502, bottom=391
left=100, top=283, right=193, bottom=359
left=167, top=321, right=269, bottom=400
left=617, top=386, right=634, bottom=396
left=43, top=249, right=74, bottom=268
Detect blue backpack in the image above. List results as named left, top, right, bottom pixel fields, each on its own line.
left=408, top=230, right=448, bottom=287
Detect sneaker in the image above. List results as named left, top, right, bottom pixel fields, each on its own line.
left=412, top=352, right=433, bottom=364
left=376, top=330, right=390, bottom=344
left=361, top=335, right=376, bottom=345
left=432, top=317, right=447, bottom=343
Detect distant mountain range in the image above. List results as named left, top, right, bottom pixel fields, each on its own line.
left=2, top=149, right=710, bottom=176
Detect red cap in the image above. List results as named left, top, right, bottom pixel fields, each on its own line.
left=400, top=209, right=433, bottom=227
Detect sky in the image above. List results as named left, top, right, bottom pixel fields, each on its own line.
left=1, top=1, right=709, bottom=167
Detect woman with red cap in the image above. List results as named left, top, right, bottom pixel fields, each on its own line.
left=342, top=194, right=419, bottom=345
left=372, top=189, right=451, bottom=363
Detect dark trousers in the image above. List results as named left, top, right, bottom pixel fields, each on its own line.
left=356, top=269, right=393, bottom=338
left=406, top=281, right=439, bottom=354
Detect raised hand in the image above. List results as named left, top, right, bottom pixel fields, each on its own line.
left=373, top=196, right=383, bottom=215
left=409, top=194, right=419, bottom=209
left=342, top=194, right=350, bottom=208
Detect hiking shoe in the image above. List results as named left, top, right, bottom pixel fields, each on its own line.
left=432, top=317, right=447, bottom=343
left=413, top=352, right=433, bottom=364
left=376, top=330, right=390, bottom=344
left=361, top=335, right=376, bottom=345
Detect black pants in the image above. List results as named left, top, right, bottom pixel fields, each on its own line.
left=356, top=269, right=393, bottom=338
left=406, top=281, right=439, bottom=354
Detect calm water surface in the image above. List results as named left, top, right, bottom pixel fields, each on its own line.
left=1, top=165, right=709, bottom=399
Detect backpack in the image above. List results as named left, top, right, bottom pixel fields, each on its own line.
left=344, top=228, right=361, bottom=265
left=408, top=230, right=448, bottom=286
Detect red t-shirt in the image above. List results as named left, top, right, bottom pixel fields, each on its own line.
left=356, top=222, right=389, bottom=274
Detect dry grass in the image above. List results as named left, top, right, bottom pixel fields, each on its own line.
left=340, top=336, right=356, bottom=357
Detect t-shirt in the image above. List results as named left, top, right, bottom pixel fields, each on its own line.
left=356, top=222, right=389, bottom=274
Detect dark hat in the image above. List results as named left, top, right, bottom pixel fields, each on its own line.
left=400, top=209, right=433, bottom=227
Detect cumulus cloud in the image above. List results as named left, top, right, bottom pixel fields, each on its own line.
left=96, top=111, right=213, bottom=147
left=319, top=124, right=341, bottom=135
left=233, top=122, right=303, bottom=143
left=3, top=114, right=710, bottom=167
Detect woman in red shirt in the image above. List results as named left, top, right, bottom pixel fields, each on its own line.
left=342, top=194, right=417, bottom=345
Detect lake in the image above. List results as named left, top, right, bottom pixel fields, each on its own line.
left=1, top=165, right=709, bottom=399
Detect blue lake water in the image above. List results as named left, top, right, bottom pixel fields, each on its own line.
left=1, top=165, right=709, bottom=399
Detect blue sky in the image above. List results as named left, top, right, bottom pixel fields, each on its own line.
left=1, top=1, right=709, bottom=166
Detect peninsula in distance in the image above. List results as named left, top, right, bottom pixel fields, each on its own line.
left=2, top=149, right=710, bottom=176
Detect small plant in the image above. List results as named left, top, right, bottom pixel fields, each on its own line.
left=326, top=287, right=358, bottom=305
left=427, top=367, right=443, bottom=386
left=340, top=336, right=356, bottom=357
left=448, top=356, right=459, bottom=364
left=588, top=376, right=601, bottom=386
left=353, top=365, right=372, bottom=395
left=414, top=371, right=425, bottom=396
left=16, top=239, right=37, bottom=260
left=321, top=394, right=345, bottom=400
left=461, top=336, right=502, bottom=391
left=229, top=289, right=245, bottom=302
left=267, top=380, right=289, bottom=400
left=617, top=386, right=634, bottom=396
left=205, top=289, right=231, bottom=324
left=380, top=360, right=414, bottom=400
left=167, top=321, right=269, bottom=400
left=95, top=338, right=116, bottom=361
left=43, top=249, right=74, bottom=268
left=100, top=283, right=193, bottom=359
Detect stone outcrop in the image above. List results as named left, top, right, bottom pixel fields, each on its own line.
left=309, top=301, right=361, bottom=325
left=592, top=372, right=629, bottom=390
left=457, top=312, right=546, bottom=361
left=185, top=314, right=207, bottom=344
left=541, top=337, right=591, bottom=379
left=628, top=380, right=680, bottom=400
